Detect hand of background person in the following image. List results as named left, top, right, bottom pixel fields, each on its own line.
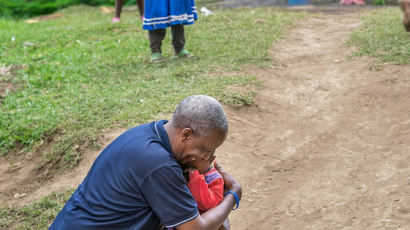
left=213, top=161, right=242, bottom=201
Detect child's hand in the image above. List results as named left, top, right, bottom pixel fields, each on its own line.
left=213, top=161, right=242, bottom=201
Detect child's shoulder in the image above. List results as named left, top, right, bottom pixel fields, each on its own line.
left=205, top=168, right=219, bottom=175
left=204, top=168, right=223, bottom=184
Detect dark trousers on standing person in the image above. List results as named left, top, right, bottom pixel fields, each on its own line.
left=148, top=24, right=185, bottom=55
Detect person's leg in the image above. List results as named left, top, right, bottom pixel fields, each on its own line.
left=171, top=24, right=186, bottom=55
left=148, top=29, right=166, bottom=62
left=115, top=0, right=124, bottom=18
left=171, top=25, right=195, bottom=58
left=137, top=0, right=144, bottom=18
left=149, top=29, right=166, bottom=54
left=112, top=0, right=124, bottom=22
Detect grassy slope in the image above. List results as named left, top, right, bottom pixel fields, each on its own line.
left=348, top=7, right=410, bottom=68
left=0, top=5, right=306, bottom=229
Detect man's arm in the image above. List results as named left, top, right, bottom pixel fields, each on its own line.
left=177, top=163, right=241, bottom=230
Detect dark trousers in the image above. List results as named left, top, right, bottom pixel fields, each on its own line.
left=148, top=24, right=185, bottom=54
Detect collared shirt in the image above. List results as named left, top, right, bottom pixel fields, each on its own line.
left=50, top=120, right=199, bottom=229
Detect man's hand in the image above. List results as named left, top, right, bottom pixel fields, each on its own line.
left=213, top=162, right=242, bottom=201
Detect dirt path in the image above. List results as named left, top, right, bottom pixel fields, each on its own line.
left=1, top=6, right=410, bottom=229
left=222, top=10, right=410, bottom=229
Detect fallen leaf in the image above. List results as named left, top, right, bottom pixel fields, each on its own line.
left=101, top=6, right=114, bottom=14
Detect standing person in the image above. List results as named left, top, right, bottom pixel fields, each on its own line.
left=399, top=0, right=410, bottom=31
left=143, top=0, right=197, bottom=62
left=49, top=95, right=241, bottom=230
left=112, top=0, right=144, bottom=23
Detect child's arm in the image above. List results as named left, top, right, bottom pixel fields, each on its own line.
left=188, top=169, right=224, bottom=212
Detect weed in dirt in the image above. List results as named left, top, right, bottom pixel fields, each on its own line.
left=348, top=8, right=410, bottom=69
left=0, top=189, right=74, bottom=229
left=0, top=5, right=306, bottom=170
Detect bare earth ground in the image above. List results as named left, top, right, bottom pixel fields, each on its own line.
left=1, top=7, right=410, bottom=229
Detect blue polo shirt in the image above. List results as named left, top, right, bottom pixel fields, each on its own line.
left=50, top=120, right=199, bottom=230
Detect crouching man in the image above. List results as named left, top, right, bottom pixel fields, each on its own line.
left=49, top=95, right=241, bottom=230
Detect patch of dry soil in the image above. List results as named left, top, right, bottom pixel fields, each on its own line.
left=224, top=11, right=410, bottom=230
left=1, top=7, right=410, bottom=230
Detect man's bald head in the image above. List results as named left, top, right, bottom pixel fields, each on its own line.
left=171, top=95, right=228, bottom=136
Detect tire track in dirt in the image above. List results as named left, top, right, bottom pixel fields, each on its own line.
left=221, top=11, right=410, bottom=229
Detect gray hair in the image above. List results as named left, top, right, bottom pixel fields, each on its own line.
left=171, top=95, right=228, bottom=136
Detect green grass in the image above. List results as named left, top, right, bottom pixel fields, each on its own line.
left=0, top=5, right=306, bottom=171
left=348, top=8, right=410, bottom=69
left=0, top=189, right=74, bottom=229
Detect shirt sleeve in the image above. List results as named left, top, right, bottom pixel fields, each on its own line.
left=188, top=169, right=224, bottom=212
left=140, top=164, right=199, bottom=228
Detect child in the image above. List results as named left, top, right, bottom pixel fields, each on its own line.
left=164, top=162, right=225, bottom=230
left=188, top=165, right=224, bottom=214
left=112, top=0, right=144, bottom=23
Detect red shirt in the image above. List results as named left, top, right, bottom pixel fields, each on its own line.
left=187, top=168, right=224, bottom=213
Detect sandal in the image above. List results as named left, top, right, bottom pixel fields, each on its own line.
left=150, top=52, right=165, bottom=63
left=111, top=17, right=121, bottom=23
left=177, top=49, right=195, bottom=59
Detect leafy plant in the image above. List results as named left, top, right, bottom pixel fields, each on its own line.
left=0, top=0, right=137, bottom=18
left=373, top=0, right=386, bottom=5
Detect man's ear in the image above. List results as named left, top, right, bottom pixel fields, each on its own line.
left=180, top=128, right=193, bottom=141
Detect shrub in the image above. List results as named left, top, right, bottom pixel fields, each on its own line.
left=0, top=0, right=136, bottom=18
